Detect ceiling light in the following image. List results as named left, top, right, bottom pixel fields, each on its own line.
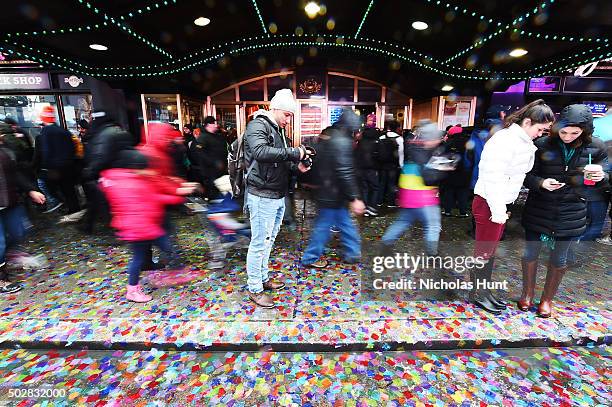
left=412, top=21, right=428, bottom=30
left=305, top=2, right=321, bottom=19
left=89, top=44, right=108, bottom=51
left=441, top=85, right=454, bottom=91
left=194, top=17, right=210, bottom=27
left=509, top=48, right=528, bottom=57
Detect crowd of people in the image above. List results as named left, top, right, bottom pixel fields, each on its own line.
left=0, top=90, right=609, bottom=320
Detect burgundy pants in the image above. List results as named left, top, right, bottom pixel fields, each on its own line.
left=472, top=195, right=506, bottom=260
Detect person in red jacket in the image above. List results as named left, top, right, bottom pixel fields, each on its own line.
left=137, top=123, right=198, bottom=271
left=99, top=149, right=196, bottom=303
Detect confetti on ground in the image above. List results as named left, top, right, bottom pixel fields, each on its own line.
left=0, top=346, right=609, bottom=406
left=0, top=209, right=608, bottom=348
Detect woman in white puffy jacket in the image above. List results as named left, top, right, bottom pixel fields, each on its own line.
left=470, top=99, right=555, bottom=315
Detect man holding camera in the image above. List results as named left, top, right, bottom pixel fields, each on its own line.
left=243, top=89, right=311, bottom=308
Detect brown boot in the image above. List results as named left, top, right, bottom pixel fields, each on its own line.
left=263, top=279, right=285, bottom=291
left=248, top=292, right=275, bottom=308
left=517, top=260, right=538, bottom=311
left=537, top=264, right=567, bottom=318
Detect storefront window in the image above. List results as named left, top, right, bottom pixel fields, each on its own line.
left=61, top=94, right=92, bottom=136
left=328, top=75, right=354, bottom=102
left=358, top=81, right=381, bottom=102
left=144, top=94, right=179, bottom=127
left=0, top=94, right=57, bottom=140
left=268, top=75, right=294, bottom=98
left=385, top=105, right=407, bottom=128
left=239, top=79, right=264, bottom=101
left=215, top=106, right=237, bottom=132
left=181, top=98, right=203, bottom=128
left=211, top=89, right=236, bottom=104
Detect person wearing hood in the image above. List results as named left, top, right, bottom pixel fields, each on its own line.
left=379, top=120, right=445, bottom=256
left=471, top=99, right=554, bottom=315
left=301, top=110, right=366, bottom=269
left=243, top=89, right=310, bottom=308
left=377, top=120, right=404, bottom=207
left=520, top=104, right=608, bottom=318
left=80, top=110, right=138, bottom=234
left=355, top=113, right=381, bottom=216
left=189, top=116, right=228, bottom=200
left=138, top=122, right=198, bottom=270
left=99, top=147, right=196, bottom=303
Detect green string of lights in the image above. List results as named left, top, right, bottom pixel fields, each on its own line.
left=444, top=0, right=558, bottom=63
left=354, top=0, right=375, bottom=39
left=75, top=0, right=173, bottom=59
left=251, top=0, right=269, bottom=36
left=3, top=22, right=108, bottom=39
left=120, top=0, right=179, bottom=20
left=4, top=34, right=609, bottom=83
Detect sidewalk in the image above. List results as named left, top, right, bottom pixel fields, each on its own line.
left=0, top=205, right=609, bottom=351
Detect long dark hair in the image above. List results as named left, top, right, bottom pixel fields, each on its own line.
left=503, top=99, right=554, bottom=128
left=549, top=122, right=593, bottom=149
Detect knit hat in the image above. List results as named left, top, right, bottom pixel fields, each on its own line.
left=269, top=89, right=297, bottom=114
left=447, top=125, right=463, bottom=136
left=556, top=104, right=594, bottom=134
left=40, top=105, right=56, bottom=124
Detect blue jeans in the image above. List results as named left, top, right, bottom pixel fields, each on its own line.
left=302, top=207, right=361, bottom=265
left=245, top=193, right=285, bottom=294
left=127, top=235, right=172, bottom=286
left=37, top=177, right=60, bottom=208
left=581, top=200, right=609, bottom=241
left=0, top=206, right=28, bottom=264
left=523, top=229, right=576, bottom=268
left=382, top=205, right=442, bottom=255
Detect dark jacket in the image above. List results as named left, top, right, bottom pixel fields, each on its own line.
left=378, top=132, right=401, bottom=170
left=191, top=130, right=228, bottom=180
left=34, top=124, right=75, bottom=170
left=312, top=127, right=361, bottom=208
left=243, top=111, right=302, bottom=199
left=82, top=124, right=138, bottom=182
left=355, top=128, right=381, bottom=170
left=522, top=136, right=609, bottom=238
left=0, top=145, right=37, bottom=208
left=441, top=132, right=471, bottom=187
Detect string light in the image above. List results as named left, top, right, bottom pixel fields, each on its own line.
left=355, top=0, right=375, bottom=39
left=251, top=0, right=268, bottom=36
left=75, top=0, right=173, bottom=58
left=444, top=0, right=557, bottom=63
left=3, top=34, right=609, bottom=83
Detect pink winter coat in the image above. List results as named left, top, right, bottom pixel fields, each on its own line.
left=100, top=168, right=184, bottom=242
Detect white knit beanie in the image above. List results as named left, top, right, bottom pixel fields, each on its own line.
left=269, top=89, right=297, bottom=114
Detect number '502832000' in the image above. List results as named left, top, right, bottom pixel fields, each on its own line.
left=7, top=388, right=67, bottom=399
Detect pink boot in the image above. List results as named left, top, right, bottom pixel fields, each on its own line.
left=126, top=284, right=152, bottom=303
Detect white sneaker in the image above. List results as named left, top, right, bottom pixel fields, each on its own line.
left=57, top=209, right=87, bottom=224
left=9, top=252, right=49, bottom=270
left=595, top=236, right=612, bottom=246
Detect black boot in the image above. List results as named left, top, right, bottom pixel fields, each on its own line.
left=482, top=257, right=507, bottom=309
left=468, top=260, right=503, bottom=314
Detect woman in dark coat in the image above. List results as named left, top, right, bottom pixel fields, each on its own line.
left=520, top=104, right=609, bottom=317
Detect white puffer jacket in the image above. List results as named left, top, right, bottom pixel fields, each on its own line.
left=474, top=123, right=538, bottom=220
